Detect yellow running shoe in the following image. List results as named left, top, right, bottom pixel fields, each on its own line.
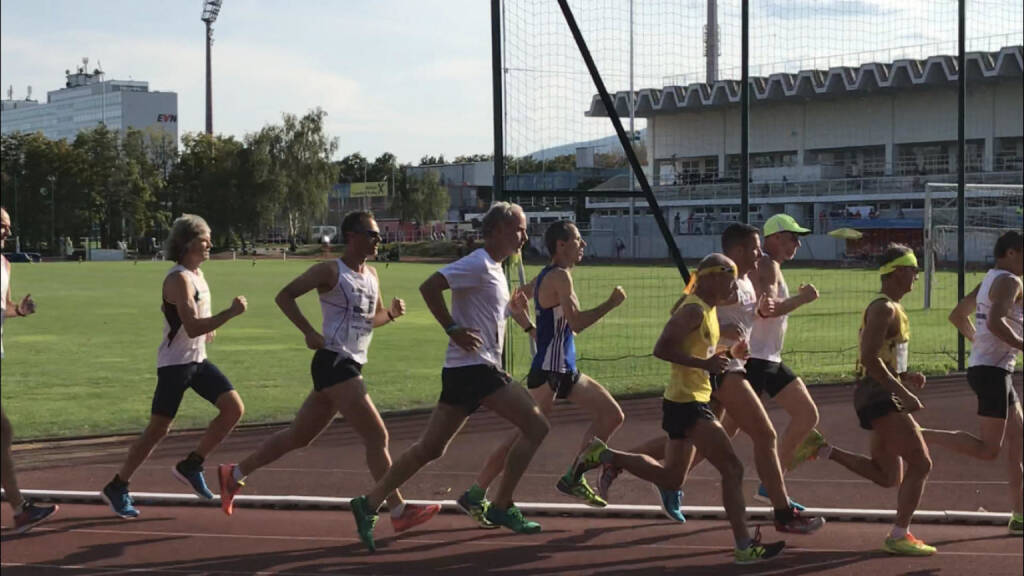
left=882, top=533, right=936, bottom=556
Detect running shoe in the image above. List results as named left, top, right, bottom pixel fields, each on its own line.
left=574, top=437, right=609, bottom=476
left=485, top=505, right=542, bottom=534
left=1009, top=514, right=1023, bottom=536
left=882, top=533, right=936, bottom=556
left=774, top=508, right=825, bottom=534
left=753, top=484, right=806, bottom=511
left=456, top=487, right=499, bottom=529
left=101, top=480, right=140, bottom=519
left=556, top=474, right=607, bottom=508
left=653, top=485, right=686, bottom=523
left=390, top=503, right=442, bottom=533
left=597, top=463, right=620, bottom=502
left=734, top=529, right=786, bottom=565
left=350, top=495, right=379, bottom=552
left=172, top=459, right=214, bottom=499
left=13, top=500, right=59, bottom=534
left=218, top=463, right=244, bottom=516
left=789, top=429, right=827, bottom=470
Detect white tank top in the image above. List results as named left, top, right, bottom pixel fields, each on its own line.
left=969, top=268, right=1023, bottom=371
left=717, top=274, right=756, bottom=372
left=1, top=257, right=8, bottom=358
left=157, top=265, right=212, bottom=368
left=320, top=259, right=378, bottom=365
left=750, top=272, right=789, bottom=362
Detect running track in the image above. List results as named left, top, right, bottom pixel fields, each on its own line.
left=3, top=375, right=1022, bottom=575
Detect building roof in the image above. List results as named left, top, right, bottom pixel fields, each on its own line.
left=587, top=45, right=1023, bottom=118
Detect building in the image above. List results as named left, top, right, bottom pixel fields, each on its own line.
left=581, top=45, right=1023, bottom=261
left=1, top=62, right=178, bottom=143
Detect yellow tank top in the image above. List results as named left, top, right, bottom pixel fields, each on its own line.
left=665, top=294, right=719, bottom=403
left=856, top=295, right=910, bottom=378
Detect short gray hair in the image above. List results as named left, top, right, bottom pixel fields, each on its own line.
left=481, top=201, right=523, bottom=238
left=165, top=214, right=211, bottom=262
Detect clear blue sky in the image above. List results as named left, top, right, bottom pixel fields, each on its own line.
left=1, top=0, right=494, bottom=164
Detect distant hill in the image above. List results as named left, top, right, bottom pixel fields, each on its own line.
left=529, top=128, right=646, bottom=160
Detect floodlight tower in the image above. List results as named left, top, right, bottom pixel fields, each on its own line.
left=201, top=0, right=223, bottom=135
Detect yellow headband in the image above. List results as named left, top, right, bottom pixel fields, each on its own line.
left=879, top=252, right=919, bottom=276
left=684, top=263, right=738, bottom=294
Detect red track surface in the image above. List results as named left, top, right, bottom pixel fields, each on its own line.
left=3, top=376, right=1022, bottom=575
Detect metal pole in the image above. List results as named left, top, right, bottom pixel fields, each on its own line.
left=491, top=0, right=505, bottom=203
left=740, top=0, right=750, bottom=224
left=205, top=21, right=213, bottom=135
left=557, top=0, right=690, bottom=283
left=956, top=0, right=966, bottom=370
left=706, top=0, right=718, bottom=83
left=628, top=0, right=636, bottom=257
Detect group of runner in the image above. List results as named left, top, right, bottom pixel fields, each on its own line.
left=1, top=202, right=1021, bottom=564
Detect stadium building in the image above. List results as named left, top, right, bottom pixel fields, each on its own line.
left=1, top=61, right=178, bottom=143
left=580, top=45, right=1023, bottom=262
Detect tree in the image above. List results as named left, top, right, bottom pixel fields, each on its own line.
left=280, top=108, right=338, bottom=246
left=391, top=168, right=449, bottom=227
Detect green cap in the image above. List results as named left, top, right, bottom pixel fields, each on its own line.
left=763, top=214, right=811, bottom=237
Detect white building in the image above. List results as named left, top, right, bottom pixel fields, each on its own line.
left=582, top=45, right=1023, bottom=261
left=1, top=63, right=178, bottom=143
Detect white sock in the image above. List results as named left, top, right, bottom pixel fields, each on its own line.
left=390, top=502, right=407, bottom=518
left=889, top=524, right=908, bottom=539
left=233, top=465, right=247, bottom=483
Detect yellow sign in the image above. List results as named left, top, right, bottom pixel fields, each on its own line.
left=351, top=181, right=388, bottom=198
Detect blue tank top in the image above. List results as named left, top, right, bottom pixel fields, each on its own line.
left=531, top=265, right=577, bottom=373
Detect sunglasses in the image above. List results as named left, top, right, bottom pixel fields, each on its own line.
left=357, top=229, right=382, bottom=241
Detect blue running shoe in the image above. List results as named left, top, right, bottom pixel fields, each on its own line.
left=102, top=480, right=140, bottom=519
left=753, top=484, right=805, bottom=511
left=653, top=485, right=686, bottom=523
left=173, top=459, right=214, bottom=499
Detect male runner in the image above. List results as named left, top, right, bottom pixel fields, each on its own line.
left=103, top=214, right=247, bottom=518
left=350, top=202, right=549, bottom=552
left=218, top=211, right=440, bottom=533
left=1, top=206, right=59, bottom=533
left=923, top=230, right=1023, bottom=535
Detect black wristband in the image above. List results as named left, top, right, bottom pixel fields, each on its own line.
left=524, top=324, right=535, bottom=333
left=387, top=311, right=395, bottom=321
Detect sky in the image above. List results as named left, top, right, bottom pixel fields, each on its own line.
left=1, top=0, right=495, bottom=164
left=2, top=1, right=1020, bottom=164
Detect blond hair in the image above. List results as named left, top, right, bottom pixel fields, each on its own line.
left=164, top=214, right=211, bottom=263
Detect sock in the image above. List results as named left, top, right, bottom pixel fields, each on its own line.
left=232, top=465, right=247, bottom=483
left=466, top=483, right=486, bottom=502
left=889, top=524, right=908, bottom=539
left=183, top=451, right=204, bottom=469
left=598, top=449, right=615, bottom=465
left=111, top=474, right=129, bottom=488
left=16, top=501, right=28, bottom=514
left=774, top=507, right=795, bottom=524
left=390, top=502, right=407, bottom=519
left=735, top=537, right=752, bottom=550
left=563, top=462, right=578, bottom=482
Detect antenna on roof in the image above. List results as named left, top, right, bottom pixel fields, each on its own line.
left=26, top=86, right=32, bottom=100
left=83, top=56, right=89, bottom=72
left=6, top=85, right=12, bottom=100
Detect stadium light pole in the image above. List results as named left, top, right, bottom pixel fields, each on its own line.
left=201, top=0, right=223, bottom=136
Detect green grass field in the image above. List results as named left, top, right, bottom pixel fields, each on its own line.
left=1, top=258, right=1011, bottom=439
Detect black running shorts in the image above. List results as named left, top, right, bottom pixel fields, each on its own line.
left=311, top=349, right=363, bottom=391
left=439, top=364, right=514, bottom=414
left=968, top=365, right=1021, bottom=419
left=152, top=360, right=235, bottom=418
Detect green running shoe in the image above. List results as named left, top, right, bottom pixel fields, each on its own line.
left=485, top=505, right=542, bottom=534
left=350, top=495, right=378, bottom=552
left=556, top=474, right=607, bottom=508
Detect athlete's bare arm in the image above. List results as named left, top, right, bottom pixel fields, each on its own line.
left=860, top=300, right=920, bottom=411
left=420, top=272, right=482, bottom=352
left=986, top=275, right=1024, bottom=351
left=653, top=303, right=727, bottom=373
left=2, top=258, right=34, bottom=319
left=275, top=261, right=336, bottom=349
left=367, top=266, right=405, bottom=328
left=948, top=283, right=981, bottom=342
left=755, top=255, right=817, bottom=317
left=165, top=271, right=246, bottom=339
left=546, top=267, right=625, bottom=334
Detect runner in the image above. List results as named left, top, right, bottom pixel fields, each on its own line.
left=745, top=213, right=826, bottom=506
left=576, top=253, right=786, bottom=564
left=218, top=211, right=440, bottom=533
left=459, top=221, right=626, bottom=525
left=812, top=243, right=937, bottom=556
left=923, top=230, right=1023, bottom=535
left=350, top=202, right=550, bottom=552
left=0, top=206, right=59, bottom=534
left=102, top=214, right=247, bottom=518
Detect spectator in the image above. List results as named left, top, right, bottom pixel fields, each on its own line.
left=615, top=237, right=625, bottom=259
